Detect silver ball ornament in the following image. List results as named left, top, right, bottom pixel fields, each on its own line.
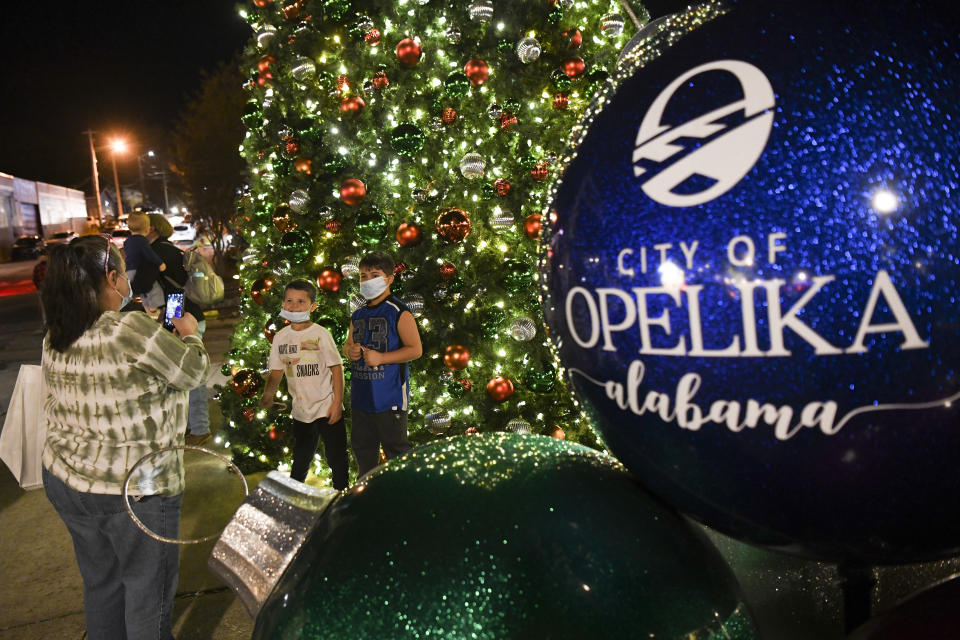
left=468, top=0, right=494, bottom=23
left=256, top=25, right=277, bottom=48
left=516, top=37, right=542, bottom=64
left=341, top=255, right=360, bottom=279
left=426, top=410, right=452, bottom=434
left=459, top=153, right=486, bottom=179
left=489, top=209, right=515, bottom=231
left=290, top=56, right=316, bottom=82
left=288, top=189, right=310, bottom=213
left=404, top=293, right=425, bottom=317
left=506, top=418, right=533, bottom=434
left=509, top=317, right=537, bottom=341
left=601, top=14, right=625, bottom=37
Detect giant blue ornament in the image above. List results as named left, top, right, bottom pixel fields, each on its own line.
left=543, top=0, right=960, bottom=563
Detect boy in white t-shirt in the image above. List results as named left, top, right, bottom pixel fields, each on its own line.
left=259, top=280, right=348, bottom=489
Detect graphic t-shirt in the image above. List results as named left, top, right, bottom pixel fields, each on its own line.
left=268, top=323, right=343, bottom=422
left=350, top=295, right=412, bottom=413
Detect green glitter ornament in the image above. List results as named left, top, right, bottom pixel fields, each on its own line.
left=389, top=123, right=426, bottom=157
left=479, top=306, right=506, bottom=337
left=551, top=68, right=572, bottom=91
left=524, top=362, right=556, bottom=393
left=354, top=212, right=388, bottom=244
left=314, top=314, right=347, bottom=344
left=444, top=71, right=471, bottom=98
left=279, top=230, right=313, bottom=263
left=252, top=434, right=758, bottom=639
left=500, top=258, right=531, bottom=292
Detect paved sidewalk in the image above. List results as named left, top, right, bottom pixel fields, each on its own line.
left=0, top=311, right=260, bottom=639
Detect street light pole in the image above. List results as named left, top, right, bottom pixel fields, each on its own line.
left=83, top=130, right=103, bottom=225
left=112, top=150, right=123, bottom=219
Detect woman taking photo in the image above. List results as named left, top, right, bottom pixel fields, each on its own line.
left=41, top=235, right=209, bottom=640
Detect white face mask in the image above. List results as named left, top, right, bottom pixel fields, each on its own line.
left=359, top=276, right=388, bottom=300
left=279, top=309, right=311, bottom=323
left=115, top=275, right=132, bottom=309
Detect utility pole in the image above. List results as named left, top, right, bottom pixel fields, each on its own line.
left=83, top=130, right=103, bottom=225
left=111, top=151, right=124, bottom=219
left=158, top=169, right=170, bottom=213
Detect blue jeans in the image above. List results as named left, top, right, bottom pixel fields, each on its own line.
left=187, top=319, right=209, bottom=436
left=43, top=467, right=182, bottom=640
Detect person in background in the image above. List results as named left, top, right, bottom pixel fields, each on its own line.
left=123, top=211, right=167, bottom=311
left=41, top=235, right=209, bottom=640
left=132, top=213, right=212, bottom=446
left=342, top=251, right=422, bottom=477
left=259, top=279, right=348, bottom=489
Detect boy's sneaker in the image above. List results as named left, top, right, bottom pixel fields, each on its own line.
left=185, top=433, right=212, bottom=447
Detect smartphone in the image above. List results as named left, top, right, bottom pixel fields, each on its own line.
left=163, top=293, right=185, bottom=328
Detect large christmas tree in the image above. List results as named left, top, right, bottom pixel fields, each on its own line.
left=219, top=0, right=649, bottom=477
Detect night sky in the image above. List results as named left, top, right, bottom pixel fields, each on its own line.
left=0, top=0, right=684, bottom=194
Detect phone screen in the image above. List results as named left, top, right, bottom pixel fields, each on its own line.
left=163, top=293, right=184, bottom=328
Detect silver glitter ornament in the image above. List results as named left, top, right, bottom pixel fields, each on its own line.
left=446, top=27, right=461, bottom=44
left=429, top=117, right=444, bottom=131
left=459, top=152, right=486, bottom=179
left=558, top=0, right=573, bottom=8
left=356, top=16, right=374, bottom=31
left=404, top=293, right=425, bottom=317
left=349, top=294, right=367, bottom=312
left=489, top=209, right=515, bottom=230
left=545, top=152, right=559, bottom=165
left=316, top=205, right=334, bottom=222
left=256, top=25, right=277, bottom=48
left=426, top=410, right=452, bottom=434
left=505, top=418, right=533, bottom=434
left=412, top=188, right=428, bottom=202
left=601, top=13, right=625, bottom=37
left=290, top=56, right=316, bottom=82
left=509, top=316, right=536, bottom=341
left=341, top=255, right=360, bottom=279
left=515, top=37, right=542, bottom=64
left=288, top=189, right=309, bottom=213
left=487, top=103, right=503, bottom=119
left=468, top=0, right=494, bottom=23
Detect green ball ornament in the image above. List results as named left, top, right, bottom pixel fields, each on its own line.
left=480, top=182, right=495, bottom=200
left=551, top=68, right=572, bottom=91
left=314, top=314, right=347, bottom=344
left=496, top=38, right=514, bottom=53
left=479, top=307, right=506, bottom=337
left=524, top=363, right=557, bottom=393
left=324, top=156, right=347, bottom=175
left=500, top=258, right=531, bottom=292
left=220, top=363, right=233, bottom=377
left=354, top=212, right=387, bottom=244
left=446, top=379, right=466, bottom=399
left=279, top=230, right=313, bottom=263
left=503, top=98, right=521, bottom=113
left=253, top=434, right=757, bottom=639
left=444, top=72, right=471, bottom=98
left=389, top=123, right=425, bottom=158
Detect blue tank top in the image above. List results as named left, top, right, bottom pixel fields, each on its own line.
left=350, top=295, right=411, bottom=412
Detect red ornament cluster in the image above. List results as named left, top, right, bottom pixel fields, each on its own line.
left=498, top=112, right=518, bottom=130
left=364, top=28, right=381, bottom=46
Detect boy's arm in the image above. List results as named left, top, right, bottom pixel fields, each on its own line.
left=327, top=364, right=344, bottom=423
left=363, top=311, right=422, bottom=367
left=259, top=369, right=285, bottom=408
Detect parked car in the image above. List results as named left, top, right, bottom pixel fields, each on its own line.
left=11, top=235, right=45, bottom=260
left=169, top=223, right=197, bottom=247
left=45, top=230, right=78, bottom=247
left=109, top=227, right=132, bottom=249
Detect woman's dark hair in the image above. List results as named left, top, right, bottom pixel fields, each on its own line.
left=42, top=236, right=123, bottom=352
left=359, top=251, right=395, bottom=276
left=284, top=279, right=317, bottom=302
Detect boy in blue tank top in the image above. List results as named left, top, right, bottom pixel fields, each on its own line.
left=343, top=251, right=423, bottom=476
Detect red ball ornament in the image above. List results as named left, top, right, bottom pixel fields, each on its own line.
left=364, top=28, right=381, bottom=46
left=284, top=137, right=300, bottom=156
left=439, top=262, right=457, bottom=280
left=340, top=178, right=366, bottom=206
left=395, top=38, right=422, bottom=66
left=465, top=426, right=479, bottom=435
left=549, top=425, right=566, bottom=440
left=293, top=157, right=312, bottom=175
left=241, top=407, right=256, bottom=422
left=231, top=369, right=262, bottom=398
left=251, top=277, right=274, bottom=305
left=553, top=93, right=569, bottom=110
left=371, top=71, right=389, bottom=90
left=463, top=58, right=490, bottom=86
left=523, top=213, right=542, bottom=239
left=257, top=55, right=276, bottom=73
left=435, top=207, right=471, bottom=243
left=498, top=112, right=518, bottom=130
left=253, top=0, right=273, bottom=7
left=317, top=269, right=343, bottom=292
left=441, top=108, right=458, bottom=124
left=268, top=425, right=280, bottom=440
left=256, top=71, right=274, bottom=88
left=459, top=378, right=472, bottom=391
left=396, top=222, right=423, bottom=247
left=562, top=28, right=582, bottom=49
left=530, top=161, right=549, bottom=182
left=562, top=56, right=586, bottom=79
left=325, top=219, right=342, bottom=233
left=340, top=95, right=365, bottom=119
left=486, top=376, right=514, bottom=402
left=443, top=344, right=470, bottom=370
left=282, top=1, right=302, bottom=20
left=493, top=179, right=511, bottom=196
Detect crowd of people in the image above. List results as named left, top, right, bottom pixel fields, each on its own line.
left=38, top=215, right=422, bottom=637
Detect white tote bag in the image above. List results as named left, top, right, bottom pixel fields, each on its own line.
left=0, top=364, right=46, bottom=490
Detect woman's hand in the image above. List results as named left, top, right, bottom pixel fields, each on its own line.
left=170, top=312, right=198, bottom=338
